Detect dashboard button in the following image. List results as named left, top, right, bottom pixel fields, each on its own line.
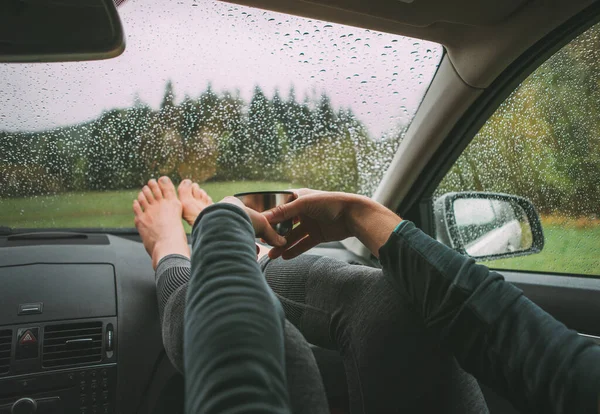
left=11, top=398, right=36, bottom=414
left=16, top=328, right=39, bottom=360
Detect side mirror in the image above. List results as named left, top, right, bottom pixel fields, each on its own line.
left=0, top=0, right=125, bottom=62
left=434, top=192, right=544, bottom=261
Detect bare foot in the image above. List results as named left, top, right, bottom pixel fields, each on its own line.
left=178, top=179, right=213, bottom=226
left=178, top=179, right=272, bottom=260
left=133, top=177, right=190, bottom=269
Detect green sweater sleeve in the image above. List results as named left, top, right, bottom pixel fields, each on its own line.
left=184, top=203, right=291, bottom=414
left=380, top=220, right=600, bottom=414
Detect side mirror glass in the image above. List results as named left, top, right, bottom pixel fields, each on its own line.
left=0, top=0, right=125, bottom=62
left=434, top=192, right=544, bottom=261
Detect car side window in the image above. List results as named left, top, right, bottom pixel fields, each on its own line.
left=435, top=22, right=600, bottom=276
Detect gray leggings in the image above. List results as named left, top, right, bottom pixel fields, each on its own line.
left=261, top=254, right=489, bottom=414
left=156, top=253, right=488, bottom=413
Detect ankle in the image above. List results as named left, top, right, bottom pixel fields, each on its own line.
left=151, top=236, right=190, bottom=269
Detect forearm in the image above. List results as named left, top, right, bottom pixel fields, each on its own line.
left=185, top=203, right=290, bottom=414
left=380, top=220, right=600, bottom=414
left=345, top=195, right=402, bottom=257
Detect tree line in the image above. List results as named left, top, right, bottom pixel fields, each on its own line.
left=0, top=84, right=401, bottom=198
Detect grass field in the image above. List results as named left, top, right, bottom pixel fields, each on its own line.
left=485, top=223, right=600, bottom=276
left=0, top=181, right=290, bottom=230
left=1, top=187, right=598, bottom=276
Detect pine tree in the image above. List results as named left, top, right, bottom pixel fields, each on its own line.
left=248, top=86, right=280, bottom=178
left=313, top=93, right=339, bottom=140
left=160, top=80, right=176, bottom=109
left=272, top=89, right=287, bottom=124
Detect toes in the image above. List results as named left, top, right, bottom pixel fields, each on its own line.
left=142, top=186, right=154, bottom=204
left=158, top=176, right=176, bottom=199
left=133, top=200, right=143, bottom=215
left=138, top=190, right=150, bottom=209
left=178, top=179, right=193, bottom=199
left=148, top=179, right=163, bottom=200
left=192, top=183, right=208, bottom=201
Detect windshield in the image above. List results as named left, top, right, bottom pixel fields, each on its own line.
left=0, top=0, right=442, bottom=230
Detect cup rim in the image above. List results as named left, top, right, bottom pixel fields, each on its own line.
left=234, top=190, right=294, bottom=197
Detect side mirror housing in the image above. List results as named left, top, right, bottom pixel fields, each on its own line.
left=434, top=192, right=544, bottom=261
left=0, top=0, right=125, bottom=62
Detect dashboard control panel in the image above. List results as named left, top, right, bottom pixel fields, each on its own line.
left=0, top=365, right=117, bottom=414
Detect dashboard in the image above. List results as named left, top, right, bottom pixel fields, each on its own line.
left=0, top=232, right=364, bottom=414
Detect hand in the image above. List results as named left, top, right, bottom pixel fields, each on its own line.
left=263, top=190, right=365, bottom=259
left=264, top=189, right=403, bottom=259
left=220, top=196, right=287, bottom=248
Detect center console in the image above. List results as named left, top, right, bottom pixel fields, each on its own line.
left=0, top=264, right=117, bottom=414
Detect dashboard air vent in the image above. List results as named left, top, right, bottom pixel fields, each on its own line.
left=0, top=329, right=12, bottom=375
left=42, top=322, right=103, bottom=368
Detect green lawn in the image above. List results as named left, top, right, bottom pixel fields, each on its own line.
left=0, top=181, right=290, bottom=230
left=485, top=224, right=600, bottom=276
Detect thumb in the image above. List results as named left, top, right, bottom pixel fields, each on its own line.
left=254, top=215, right=287, bottom=247
left=263, top=199, right=302, bottom=224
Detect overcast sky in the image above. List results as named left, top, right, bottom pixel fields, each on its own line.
left=0, top=0, right=442, bottom=138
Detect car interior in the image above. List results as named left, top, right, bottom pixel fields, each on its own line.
left=1, top=0, right=599, bottom=413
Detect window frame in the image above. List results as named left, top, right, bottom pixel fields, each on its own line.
left=399, top=2, right=600, bottom=240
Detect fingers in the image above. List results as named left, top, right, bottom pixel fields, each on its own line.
left=282, top=235, right=317, bottom=259
left=257, top=220, right=287, bottom=248
left=291, top=188, right=317, bottom=198
left=158, top=176, right=176, bottom=199
left=147, top=179, right=163, bottom=200
left=242, top=209, right=287, bottom=247
left=280, top=223, right=310, bottom=249
left=138, top=191, right=149, bottom=209
left=269, top=234, right=317, bottom=260
left=268, top=223, right=310, bottom=259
